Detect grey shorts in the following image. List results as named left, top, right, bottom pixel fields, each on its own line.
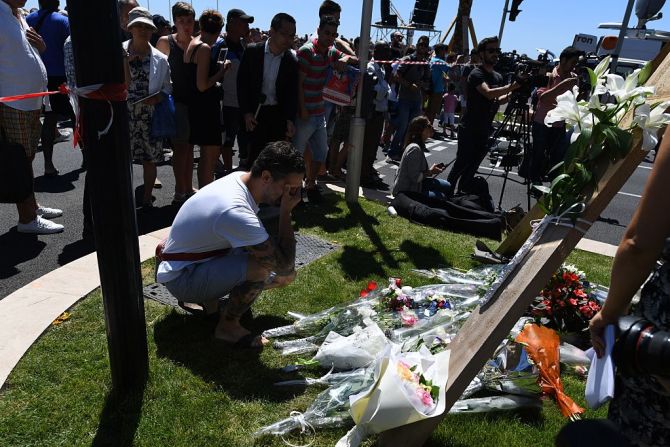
left=171, top=101, right=190, bottom=145
left=163, top=248, right=248, bottom=303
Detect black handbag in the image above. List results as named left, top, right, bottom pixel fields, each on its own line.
left=0, top=131, right=33, bottom=204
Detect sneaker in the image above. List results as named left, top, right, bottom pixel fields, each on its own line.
left=36, top=206, right=63, bottom=219
left=53, top=128, right=72, bottom=144
left=17, top=216, right=64, bottom=234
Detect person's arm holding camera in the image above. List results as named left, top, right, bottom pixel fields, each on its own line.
left=475, top=79, right=520, bottom=102
left=589, top=125, right=670, bottom=387
left=538, top=76, right=579, bottom=105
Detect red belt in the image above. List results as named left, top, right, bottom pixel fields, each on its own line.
left=155, top=238, right=230, bottom=262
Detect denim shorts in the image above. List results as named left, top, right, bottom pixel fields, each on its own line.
left=293, top=114, right=329, bottom=163
left=163, top=248, right=248, bottom=303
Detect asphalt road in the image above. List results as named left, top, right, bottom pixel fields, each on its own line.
left=0, top=130, right=650, bottom=300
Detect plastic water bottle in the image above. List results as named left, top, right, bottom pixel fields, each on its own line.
left=387, top=206, right=398, bottom=217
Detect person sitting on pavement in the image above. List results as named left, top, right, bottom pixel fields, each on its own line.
left=122, top=6, right=172, bottom=208
left=392, top=116, right=450, bottom=200
left=156, top=141, right=305, bottom=348
left=1, top=0, right=64, bottom=234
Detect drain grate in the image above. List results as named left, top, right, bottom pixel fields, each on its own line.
left=144, top=232, right=338, bottom=310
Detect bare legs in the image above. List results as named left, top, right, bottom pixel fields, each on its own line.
left=197, top=145, right=221, bottom=188
left=142, top=160, right=157, bottom=205
left=215, top=257, right=295, bottom=346
left=171, top=142, right=195, bottom=196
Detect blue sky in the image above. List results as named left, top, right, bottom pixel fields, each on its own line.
left=26, top=0, right=670, bottom=57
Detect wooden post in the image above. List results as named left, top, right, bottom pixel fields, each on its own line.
left=377, top=50, right=670, bottom=447
left=67, top=0, right=149, bottom=396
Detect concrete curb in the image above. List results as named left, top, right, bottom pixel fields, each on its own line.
left=0, top=186, right=619, bottom=391
left=0, top=227, right=169, bottom=390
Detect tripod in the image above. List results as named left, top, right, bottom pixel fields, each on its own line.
left=488, top=94, right=533, bottom=210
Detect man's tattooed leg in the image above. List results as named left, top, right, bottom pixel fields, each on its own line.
left=222, top=280, right=265, bottom=321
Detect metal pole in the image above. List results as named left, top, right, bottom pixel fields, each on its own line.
left=345, top=0, right=374, bottom=203
left=611, top=0, right=636, bottom=73
left=498, top=0, right=510, bottom=43
left=67, top=0, right=149, bottom=396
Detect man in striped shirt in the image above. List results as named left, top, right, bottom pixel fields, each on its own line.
left=293, top=15, right=357, bottom=203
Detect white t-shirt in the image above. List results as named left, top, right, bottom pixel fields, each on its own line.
left=0, top=2, right=48, bottom=111
left=156, top=171, right=269, bottom=283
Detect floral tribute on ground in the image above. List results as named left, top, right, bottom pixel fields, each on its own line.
left=255, top=264, right=603, bottom=446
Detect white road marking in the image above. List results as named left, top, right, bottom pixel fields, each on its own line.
left=637, top=165, right=652, bottom=170
left=618, top=192, right=642, bottom=198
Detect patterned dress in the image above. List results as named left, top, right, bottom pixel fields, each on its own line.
left=608, top=240, right=670, bottom=447
left=127, top=55, right=163, bottom=163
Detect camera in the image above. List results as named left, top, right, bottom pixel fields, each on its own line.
left=613, top=315, right=670, bottom=377
left=496, top=51, right=551, bottom=103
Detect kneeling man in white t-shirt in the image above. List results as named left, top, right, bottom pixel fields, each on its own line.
left=157, top=141, right=305, bottom=348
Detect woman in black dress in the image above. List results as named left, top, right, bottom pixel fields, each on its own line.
left=184, top=9, right=226, bottom=188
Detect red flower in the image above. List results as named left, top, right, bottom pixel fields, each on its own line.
left=367, top=280, right=378, bottom=292
left=394, top=278, right=402, bottom=287
left=568, top=298, right=578, bottom=307
left=574, top=288, right=587, bottom=298
left=588, top=301, right=600, bottom=311
left=360, top=290, right=369, bottom=298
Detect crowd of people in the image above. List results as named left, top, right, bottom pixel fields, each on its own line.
left=3, top=0, right=670, bottom=443
left=2, top=0, right=510, bottom=236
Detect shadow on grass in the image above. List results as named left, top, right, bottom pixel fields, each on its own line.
left=92, top=385, right=145, bottom=447
left=292, top=194, right=361, bottom=234
left=153, top=311, right=299, bottom=402
left=338, top=246, right=386, bottom=280
left=399, top=239, right=451, bottom=270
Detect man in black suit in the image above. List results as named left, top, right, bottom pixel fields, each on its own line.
left=237, top=13, right=299, bottom=167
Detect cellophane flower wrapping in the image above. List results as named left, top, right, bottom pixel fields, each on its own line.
left=313, top=321, right=389, bottom=370
left=516, top=323, right=585, bottom=419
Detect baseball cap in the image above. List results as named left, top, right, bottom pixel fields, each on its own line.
left=227, top=8, right=254, bottom=23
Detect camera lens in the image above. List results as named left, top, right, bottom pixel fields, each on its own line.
left=614, top=316, right=670, bottom=377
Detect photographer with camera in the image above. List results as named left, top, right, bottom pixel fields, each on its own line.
left=588, top=124, right=670, bottom=446
left=447, top=36, right=520, bottom=193
left=526, top=46, right=581, bottom=185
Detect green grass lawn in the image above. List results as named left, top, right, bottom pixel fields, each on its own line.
left=0, top=194, right=612, bottom=447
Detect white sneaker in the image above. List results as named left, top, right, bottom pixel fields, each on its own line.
left=53, top=128, right=72, bottom=144
left=36, top=206, right=63, bottom=219
left=17, top=216, right=64, bottom=234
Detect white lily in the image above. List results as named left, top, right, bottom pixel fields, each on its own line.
left=598, top=71, right=655, bottom=104
left=593, top=55, right=611, bottom=79
left=545, top=86, right=587, bottom=128
left=633, top=101, right=670, bottom=150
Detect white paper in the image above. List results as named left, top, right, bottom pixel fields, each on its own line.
left=585, top=324, right=615, bottom=408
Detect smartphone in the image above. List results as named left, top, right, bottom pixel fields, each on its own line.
left=217, top=48, right=228, bottom=64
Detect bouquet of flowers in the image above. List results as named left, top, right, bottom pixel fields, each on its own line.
left=529, top=264, right=601, bottom=334
left=539, top=55, right=670, bottom=217
left=335, top=345, right=450, bottom=447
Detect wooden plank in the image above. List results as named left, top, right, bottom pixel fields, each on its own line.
left=376, top=47, right=670, bottom=447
